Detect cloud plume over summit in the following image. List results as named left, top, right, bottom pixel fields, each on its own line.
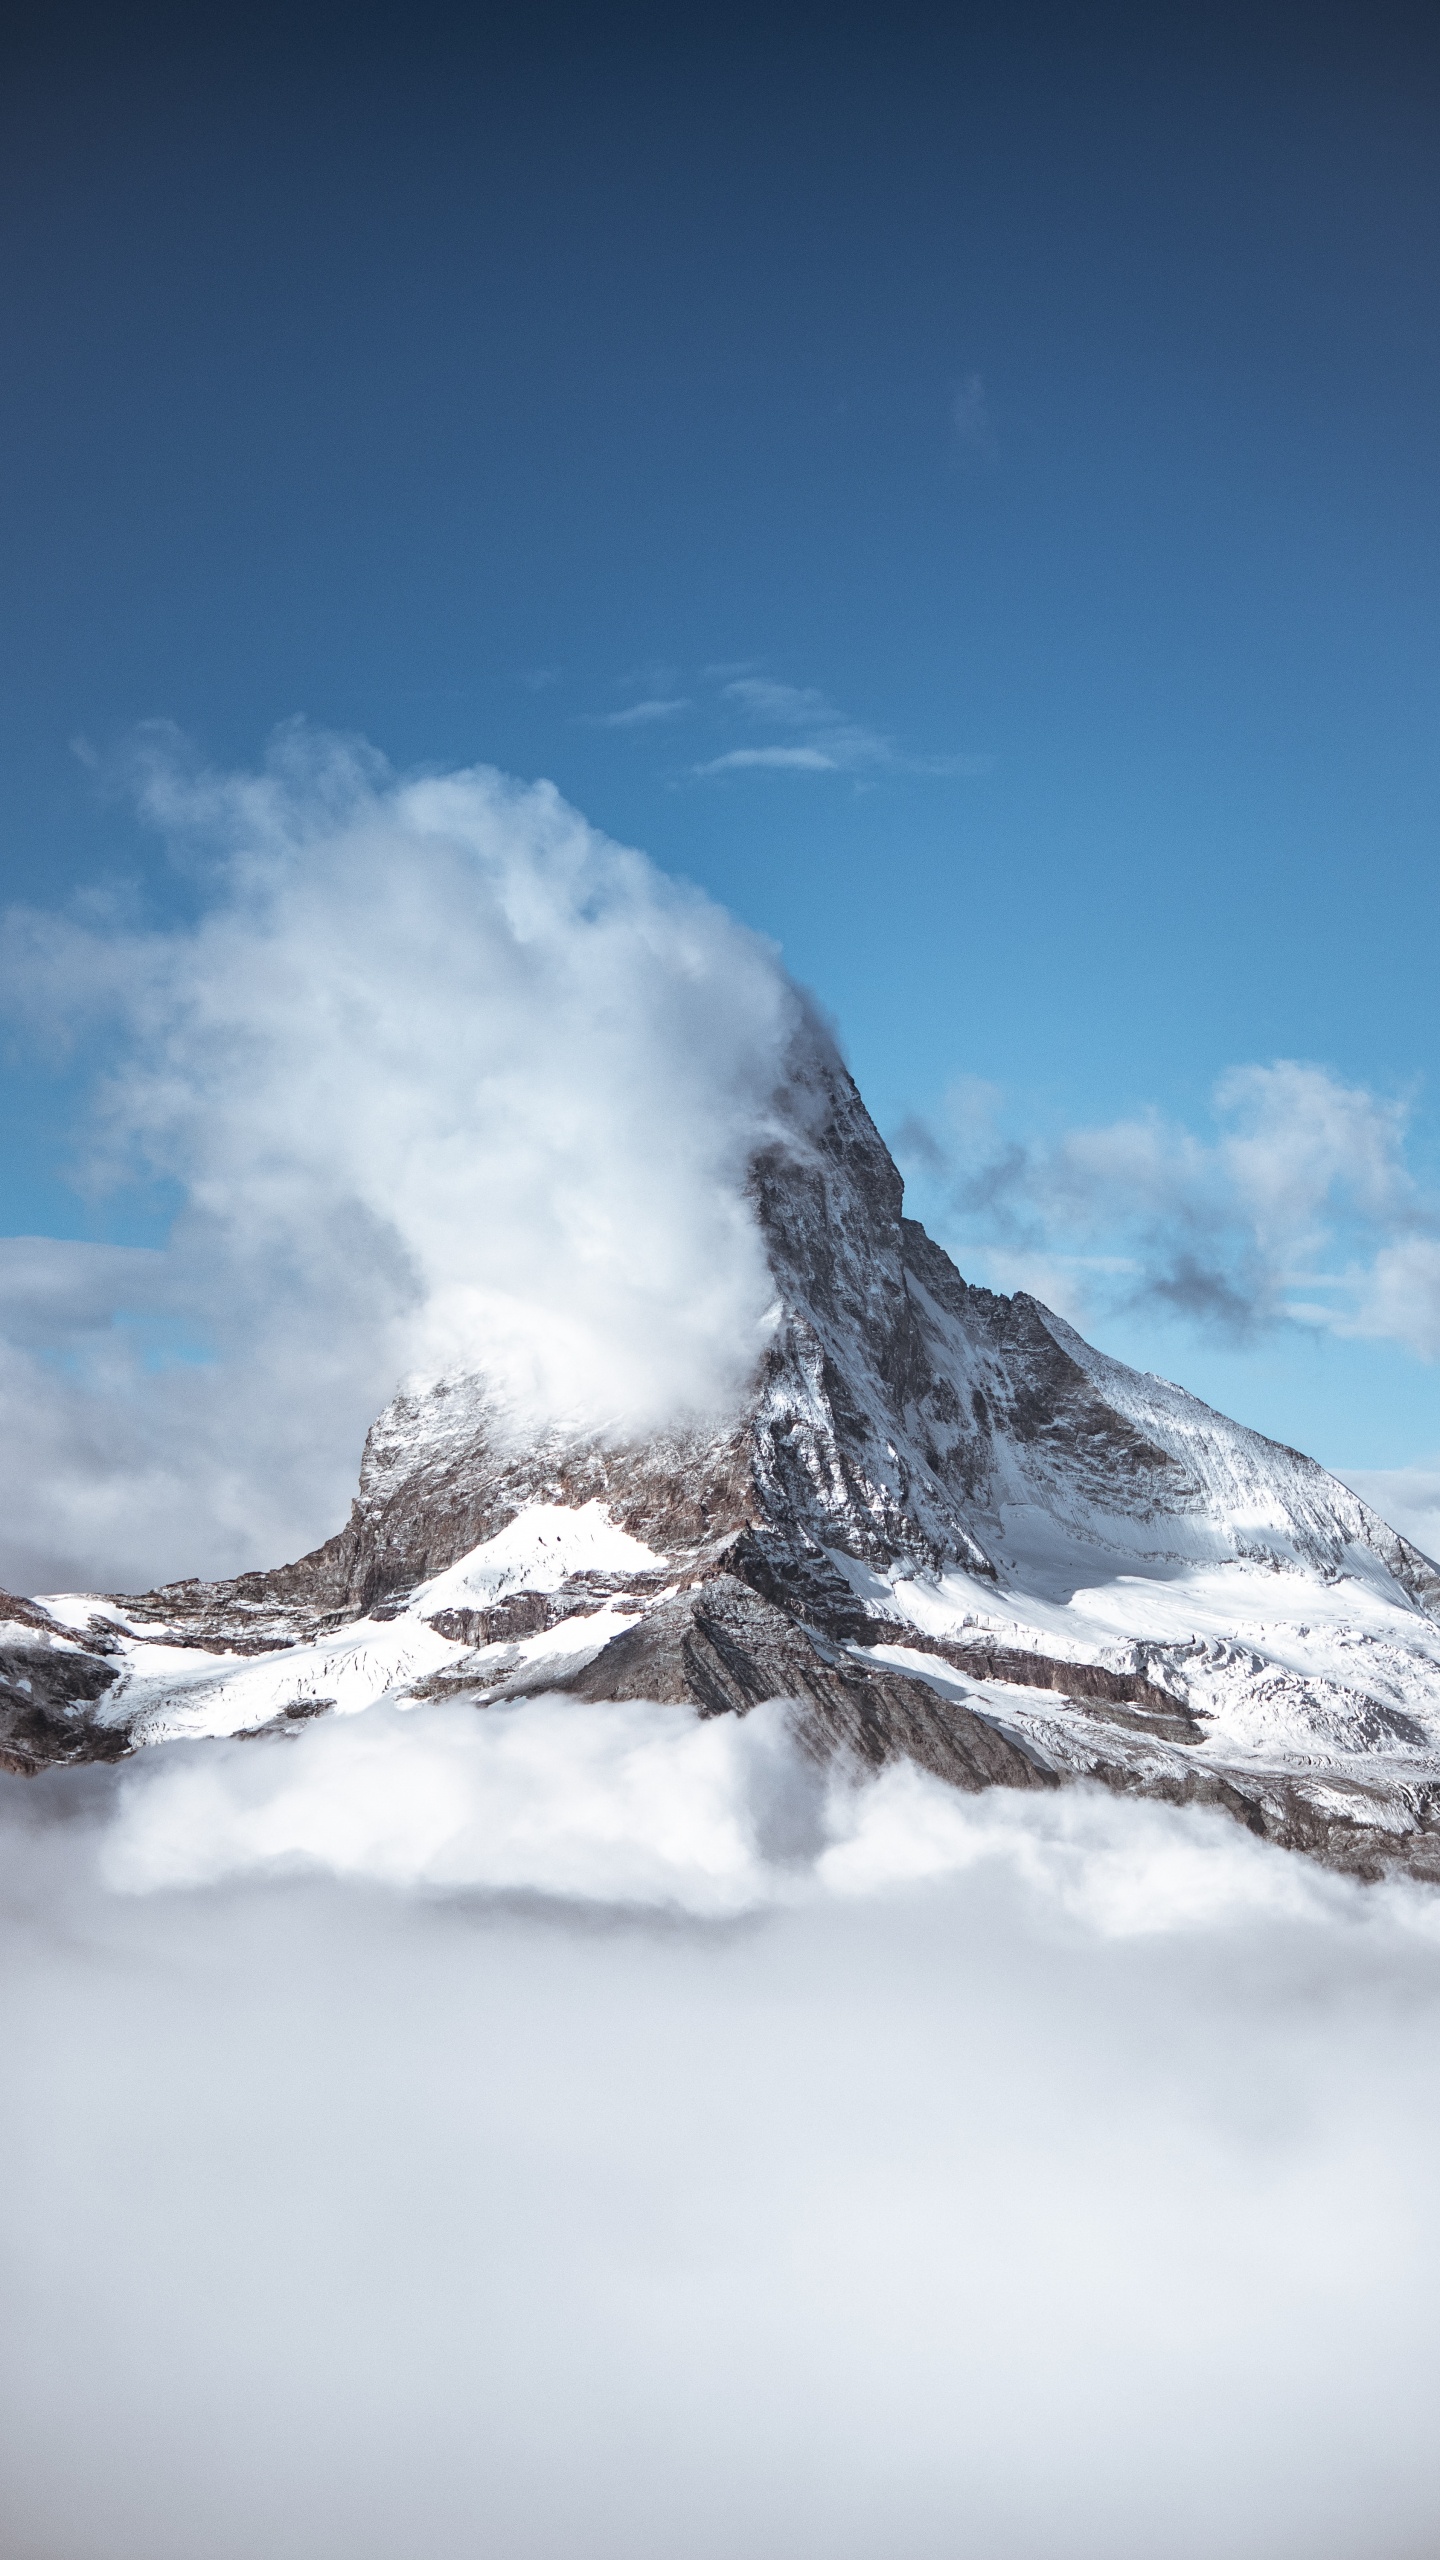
left=0, top=731, right=801, bottom=1593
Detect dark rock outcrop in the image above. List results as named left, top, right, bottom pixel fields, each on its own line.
left=557, top=1571, right=1055, bottom=1794
left=0, top=1592, right=128, bottom=1774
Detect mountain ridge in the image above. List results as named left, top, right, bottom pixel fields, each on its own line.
left=7, top=1031, right=1440, bottom=1879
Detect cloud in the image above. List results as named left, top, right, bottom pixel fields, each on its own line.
left=101, top=1695, right=821, bottom=1912
left=898, top=1060, right=1440, bottom=1356
left=694, top=744, right=841, bottom=774
left=566, top=667, right=986, bottom=783
left=1144, top=1249, right=1264, bottom=1336
left=589, top=696, right=692, bottom=728
left=0, top=1236, right=172, bottom=1351
left=82, top=1691, right=1346, bottom=1934
left=6, top=1725, right=1440, bottom=2559
left=1344, top=1237, right=1440, bottom=1360
left=721, top=678, right=839, bottom=727
left=1216, top=1060, right=1411, bottom=1242
left=0, top=727, right=804, bottom=1594
left=717, top=677, right=890, bottom=770
left=951, top=368, right=997, bottom=458
left=1339, top=1462, right=1440, bottom=1553
left=694, top=674, right=985, bottom=782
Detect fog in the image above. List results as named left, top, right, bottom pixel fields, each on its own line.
left=0, top=729, right=799, bottom=1593
left=5, top=1707, right=1440, bottom=2560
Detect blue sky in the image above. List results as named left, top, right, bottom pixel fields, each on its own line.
left=3, top=2, right=1440, bottom=1478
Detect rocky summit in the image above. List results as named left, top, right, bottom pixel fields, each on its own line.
left=7, top=1032, right=1440, bottom=1878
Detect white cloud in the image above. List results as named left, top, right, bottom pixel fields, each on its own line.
left=1342, top=1236, right=1440, bottom=1361
left=694, top=673, right=984, bottom=781
left=0, top=728, right=803, bottom=1593
left=90, top=1688, right=1333, bottom=1939
left=901, top=1059, right=1440, bottom=1359
left=694, top=744, right=841, bottom=774
left=714, top=677, right=890, bottom=770
left=6, top=1727, right=1440, bottom=2559
left=1216, top=1060, right=1411, bottom=1245
left=589, top=696, right=692, bottom=727
left=722, top=677, right=840, bottom=726
left=1338, top=1461, right=1440, bottom=1553
left=102, top=1695, right=817, bottom=1912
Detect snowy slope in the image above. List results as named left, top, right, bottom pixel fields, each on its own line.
left=8, top=1028, right=1440, bottom=1877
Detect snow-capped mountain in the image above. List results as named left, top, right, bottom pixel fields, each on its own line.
left=7, top=1031, right=1440, bottom=1877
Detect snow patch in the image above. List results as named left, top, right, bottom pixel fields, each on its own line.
left=412, top=1501, right=666, bottom=1614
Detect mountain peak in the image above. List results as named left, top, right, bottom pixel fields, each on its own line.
left=8, top=1036, right=1440, bottom=1880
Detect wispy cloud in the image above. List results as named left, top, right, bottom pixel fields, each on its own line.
left=897, top=1061, right=1440, bottom=1360
left=588, top=696, right=692, bottom=729
left=695, top=745, right=841, bottom=774
left=717, top=676, right=888, bottom=770
left=721, top=679, right=838, bottom=727
left=691, top=673, right=988, bottom=782
left=951, top=370, right=997, bottom=460
left=574, top=663, right=988, bottom=782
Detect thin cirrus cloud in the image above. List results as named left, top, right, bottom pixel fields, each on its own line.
left=720, top=678, right=838, bottom=725
left=697, top=744, right=844, bottom=774
left=576, top=668, right=988, bottom=778
left=693, top=674, right=988, bottom=780
left=896, top=1060, right=1440, bottom=1361
left=588, top=696, right=693, bottom=728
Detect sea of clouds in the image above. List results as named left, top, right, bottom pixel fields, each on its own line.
left=5, top=736, right=1440, bottom=2558
left=5, top=1706, right=1440, bottom=2560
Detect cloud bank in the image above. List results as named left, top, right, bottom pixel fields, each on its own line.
left=5, top=1719, right=1440, bottom=2560
left=0, top=730, right=801, bottom=1594
left=900, top=1059, right=1440, bottom=1359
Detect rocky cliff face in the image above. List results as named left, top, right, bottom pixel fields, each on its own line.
left=12, top=1032, right=1440, bottom=1878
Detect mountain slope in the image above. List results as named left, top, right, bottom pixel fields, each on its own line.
left=11, top=1032, right=1440, bottom=1878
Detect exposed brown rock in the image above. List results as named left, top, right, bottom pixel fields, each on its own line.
left=0, top=1640, right=127, bottom=1775
left=559, top=1573, right=1055, bottom=1795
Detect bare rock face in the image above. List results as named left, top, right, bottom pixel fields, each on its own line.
left=559, top=1573, right=1055, bottom=1796
left=0, top=1592, right=127, bottom=1776
left=17, top=1028, right=1440, bottom=1880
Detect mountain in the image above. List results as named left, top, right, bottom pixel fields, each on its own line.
left=7, top=1030, right=1440, bottom=1877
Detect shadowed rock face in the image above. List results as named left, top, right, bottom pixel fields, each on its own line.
left=560, top=1574, right=1056, bottom=1797
left=0, top=1595, right=127, bottom=1775
left=18, top=1031, right=1440, bottom=1877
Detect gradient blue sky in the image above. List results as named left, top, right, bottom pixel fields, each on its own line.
left=3, top=1, right=1439, bottom=1471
